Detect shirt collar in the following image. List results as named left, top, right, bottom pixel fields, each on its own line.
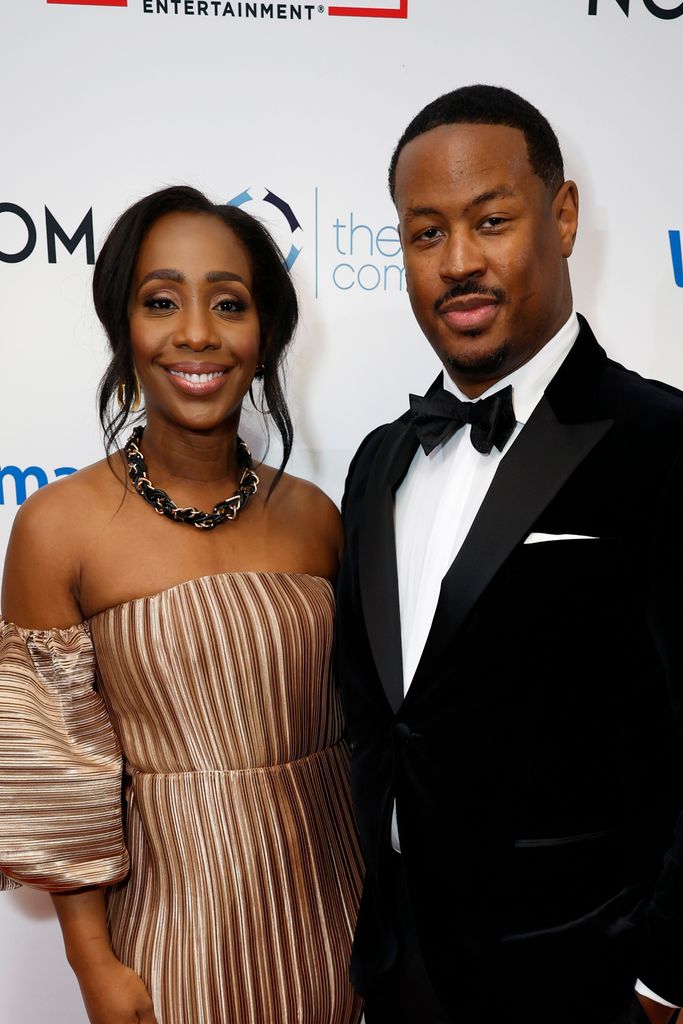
left=441, top=312, right=579, bottom=425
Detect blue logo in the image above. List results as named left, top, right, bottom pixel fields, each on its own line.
left=669, top=230, right=683, bottom=287
left=329, top=207, right=404, bottom=293
left=314, top=188, right=404, bottom=298
left=228, top=188, right=302, bottom=270
left=0, top=465, right=77, bottom=505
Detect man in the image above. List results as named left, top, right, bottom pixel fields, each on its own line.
left=337, top=85, right=683, bottom=1024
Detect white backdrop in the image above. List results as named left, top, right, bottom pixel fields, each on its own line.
left=1, top=0, right=683, bottom=1019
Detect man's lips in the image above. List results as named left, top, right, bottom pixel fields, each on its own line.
left=161, top=362, right=232, bottom=396
left=439, top=297, right=499, bottom=331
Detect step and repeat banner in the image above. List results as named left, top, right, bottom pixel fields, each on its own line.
left=1, top=0, right=682, bottom=1019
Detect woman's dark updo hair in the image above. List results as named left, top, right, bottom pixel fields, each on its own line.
left=94, top=185, right=299, bottom=491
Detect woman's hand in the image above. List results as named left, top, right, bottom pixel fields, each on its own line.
left=77, top=954, right=158, bottom=1024
left=50, top=889, right=157, bottom=1023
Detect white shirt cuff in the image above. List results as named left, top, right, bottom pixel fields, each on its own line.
left=635, top=979, right=679, bottom=1009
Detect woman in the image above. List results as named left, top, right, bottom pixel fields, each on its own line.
left=0, top=186, right=363, bottom=1024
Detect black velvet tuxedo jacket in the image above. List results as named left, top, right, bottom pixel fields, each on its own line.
left=337, top=317, right=683, bottom=1023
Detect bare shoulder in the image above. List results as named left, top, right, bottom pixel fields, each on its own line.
left=9, top=456, right=122, bottom=535
left=269, top=469, right=340, bottom=530
left=274, top=470, right=339, bottom=509
left=1, top=457, right=119, bottom=627
left=258, top=466, right=343, bottom=575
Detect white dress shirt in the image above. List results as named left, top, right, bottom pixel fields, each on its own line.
left=390, top=311, right=676, bottom=1010
left=395, top=313, right=579, bottom=693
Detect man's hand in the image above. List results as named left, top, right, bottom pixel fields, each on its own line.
left=637, top=994, right=679, bottom=1024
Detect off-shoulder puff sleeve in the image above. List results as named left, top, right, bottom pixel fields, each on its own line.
left=0, top=619, right=129, bottom=892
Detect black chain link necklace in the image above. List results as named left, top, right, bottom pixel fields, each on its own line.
left=124, top=426, right=259, bottom=529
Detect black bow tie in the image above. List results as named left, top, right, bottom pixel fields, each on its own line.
left=409, top=383, right=516, bottom=456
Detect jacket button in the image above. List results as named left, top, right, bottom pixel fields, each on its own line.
left=394, top=722, right=415, bottom=742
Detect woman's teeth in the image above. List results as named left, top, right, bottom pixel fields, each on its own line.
left=169, top=370, right=225, bottom=383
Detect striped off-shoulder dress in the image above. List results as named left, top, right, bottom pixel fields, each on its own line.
left=0, top=571, right=363, bottom=1024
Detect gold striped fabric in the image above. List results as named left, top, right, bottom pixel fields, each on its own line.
left=0, top=619, right=129, bottom=891
left=1, top=572, right=363, bottom=1024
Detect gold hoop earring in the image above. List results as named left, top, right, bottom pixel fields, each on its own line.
left=116, top=376, right=142, bottom=412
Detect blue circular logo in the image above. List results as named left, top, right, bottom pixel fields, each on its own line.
left=227, top=187, right=302, bottom=270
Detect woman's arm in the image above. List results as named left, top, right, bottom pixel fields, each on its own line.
left=2, top=482, right=157, bottom=1023
left=1, top=477, right=84, bottom=628
left=52, top=890, right=157, bottom=1024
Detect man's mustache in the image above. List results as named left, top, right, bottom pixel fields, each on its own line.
left=434, top=282, right=506, bottom=313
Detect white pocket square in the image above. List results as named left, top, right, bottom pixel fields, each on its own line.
left=524, top=532, right=599, bottom=544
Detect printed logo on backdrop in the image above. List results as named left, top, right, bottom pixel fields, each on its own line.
left=138, top=2, right=407, bottom=20
left=0, top=189, right=404, bottom=289
left=328, top=0, right=407, bottom=16
left=0, top=204, right=94, bottom=264
left=588, top=0, right=683, bottom=18
left=315, top=188, right=404, bottom=296
left=668, top=231, right=683, bottom=287
left=0, top=466, right=77, bottom=506
left=47, top=1, right=127, bottom=6
left=228, top=189, right=302, bottom=270
left=46, top=0, right=409, bottom=20
left=47, top=0, right=319, bottom=21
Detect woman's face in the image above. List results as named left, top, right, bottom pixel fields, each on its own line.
left=128, top=210, right=262, bottom=435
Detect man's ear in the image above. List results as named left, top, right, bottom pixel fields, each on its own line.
left=554, top=180, right=579, bottom=258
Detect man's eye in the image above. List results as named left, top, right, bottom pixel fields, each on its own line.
left=417, top=227, right=442, bottom=242
left=481, top=217, right=506, bottom=229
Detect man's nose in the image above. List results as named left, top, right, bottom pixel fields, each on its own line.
left=439, top=229, right=487, bottom=282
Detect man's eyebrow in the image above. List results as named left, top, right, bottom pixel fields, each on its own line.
left=404, top=206, right=443, bottom=220
left=464, top=188, right=515, bottom=213
left=404, top=189, right=516, bottom=222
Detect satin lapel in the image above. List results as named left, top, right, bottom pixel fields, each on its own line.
left=409, top=395, right=613, bottom=691
left=359, top=416, right=420, bottom=714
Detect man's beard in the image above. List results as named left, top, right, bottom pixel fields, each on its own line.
left=433, top=282, right=509, bottom=377
left=445, top=338, right=509, bottom=377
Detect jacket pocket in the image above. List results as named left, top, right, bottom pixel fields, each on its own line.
left=514, top=828, right=618, bottom=849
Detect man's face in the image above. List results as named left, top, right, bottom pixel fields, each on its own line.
left=394, top=122, right=578, bottom=397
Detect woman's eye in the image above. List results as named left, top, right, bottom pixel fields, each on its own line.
left=214, top=298, right=244, bottom=313
left=143, top=297, right=176, bottom=311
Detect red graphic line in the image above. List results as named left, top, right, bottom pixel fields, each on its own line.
left=328, top=0, right=407, bottom=17
left=47, top=1, right=127, bottom=7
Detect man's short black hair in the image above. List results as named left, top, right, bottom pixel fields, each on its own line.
left=388, top=84, right=564, bottom=200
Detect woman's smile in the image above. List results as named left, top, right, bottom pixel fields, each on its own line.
left=162, top=361, right=232, bottom=396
